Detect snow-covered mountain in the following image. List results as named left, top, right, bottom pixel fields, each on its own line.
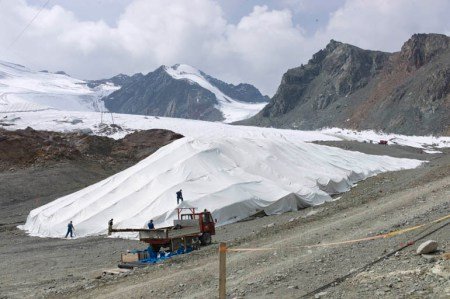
left=103, top=64, right=268, bottom=123
left=0, top=61, right=268, bottom=123
left=0, top=60, right=119, bottom=113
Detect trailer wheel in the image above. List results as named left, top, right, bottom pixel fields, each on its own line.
left=200, top=233, right=211, bottom=245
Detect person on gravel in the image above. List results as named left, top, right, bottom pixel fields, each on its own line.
left=147, top=220, right=154, bottom=229
left=176, top=189, right=183, bottom=204
left=65, top=221, right=75, bottom=238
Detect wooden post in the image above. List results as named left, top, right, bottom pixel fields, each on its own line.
left=219, top=242, right=227, bottom=299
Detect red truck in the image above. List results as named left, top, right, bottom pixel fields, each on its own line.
left=108, top=207, right=216, bottom=252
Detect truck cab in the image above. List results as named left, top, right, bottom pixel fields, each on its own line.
left=178, top=210, right=215, bottom=244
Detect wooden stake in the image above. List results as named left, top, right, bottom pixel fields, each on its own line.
left=219, top=242, right=227, bottom=299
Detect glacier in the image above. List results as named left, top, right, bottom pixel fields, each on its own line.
left=0, top=61, right=119, bottom=113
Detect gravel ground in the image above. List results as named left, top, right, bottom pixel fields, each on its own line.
left=0, top=142, right=449, bottom=298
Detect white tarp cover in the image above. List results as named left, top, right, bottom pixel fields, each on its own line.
left=20, top=135, right=423, bottom=238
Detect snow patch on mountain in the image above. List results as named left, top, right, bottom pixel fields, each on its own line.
left=165, top=64, right=266, bottom=123
left=0, top=60, right=119, bottom=113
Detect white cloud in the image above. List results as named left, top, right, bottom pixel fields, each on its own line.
left=207, top=6, right=308, bottom=94
left=317, top=0, right=450, bottom=52
left=0, top=0, right=449, bottom=95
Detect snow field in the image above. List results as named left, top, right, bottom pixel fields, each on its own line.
left=2, top=110, right=449, bottom=150
left=0, top=60, right=118, bottom=113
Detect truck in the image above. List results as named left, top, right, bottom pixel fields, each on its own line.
left=108, top=206, right=216, bottom=253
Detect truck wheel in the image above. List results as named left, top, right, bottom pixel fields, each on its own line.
left=200, top=233, right=211, bottom=245
left=150, top=244, right=161, bottom=252
left=191, top=237, right=200, bottom=250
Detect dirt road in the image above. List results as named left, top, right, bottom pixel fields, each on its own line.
left=0, top=142, right=449, bottom=298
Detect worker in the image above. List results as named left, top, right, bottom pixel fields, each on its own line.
left=65, top=221, right=75, bottom=238
left=108, top=218, right=113, bottom=231
left=176, top=189, right=183, bottom=204
left=147, top=220, right=154, bottom=229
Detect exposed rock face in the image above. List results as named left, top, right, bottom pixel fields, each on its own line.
left=102, top=65, right=268, bottom=122
left=87, top=73, right=144, bottom=89
left=202, top=73, right=269, bottom=103
left=104, top=66, right=223, bottom=121
left=241, top=34, right=450, bottom=135
left=0, top=127, right=183, bottom=170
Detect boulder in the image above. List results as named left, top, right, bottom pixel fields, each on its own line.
left=416, top=240, right=438, bottom=254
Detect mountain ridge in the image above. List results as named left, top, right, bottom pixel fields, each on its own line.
left=103, top=64, right=268, bottom=123
left=240, top=33, right=450, bottom=135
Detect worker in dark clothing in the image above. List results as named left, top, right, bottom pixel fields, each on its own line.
left=108, top=219, right=114, bottom=235
left=176, top=189, right=183, bottom=204
left=65, top=221, right=75, bottom=238
left=147, top=220, right=154, bottom=229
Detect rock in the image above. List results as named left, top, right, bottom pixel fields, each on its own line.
left=315, top=291, right=328, bottom=298
left=306, top=210, right=318, bottom=217
left=266, top=223, right=275, bottom=228
left=416, top=240, right=438, bottom=254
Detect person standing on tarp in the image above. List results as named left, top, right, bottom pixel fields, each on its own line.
left=147, top=220, right=154, bottom=229
left=176, top=189, right=183, bottom=204
left=65, top=221, right=75, bottom=238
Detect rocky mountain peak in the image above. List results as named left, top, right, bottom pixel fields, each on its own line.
left=102, top=64, right=267, bottom=122
left=325, top=39, right=345, bottom=51
left=400, top=33, right=450, bottom=69
left=242, top=33, right=450, bottom=135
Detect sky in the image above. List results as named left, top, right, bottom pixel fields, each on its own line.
left=1, top=0, right=449, bottom=95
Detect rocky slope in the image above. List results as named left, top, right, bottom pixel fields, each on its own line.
left=103, top=64, right=268, bottom=122
left=0, top=127, right=183, bottom=171
left=241, top=34, right=450, bottom=135
left=87, top=73, right=144, bottom=89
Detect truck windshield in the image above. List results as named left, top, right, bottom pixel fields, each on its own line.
left=202, top=213, right=211, bottom=223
